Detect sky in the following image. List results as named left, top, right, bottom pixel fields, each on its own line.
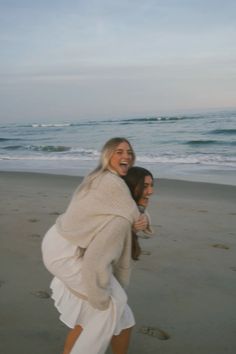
left=0, top=0, right=236, bottom=123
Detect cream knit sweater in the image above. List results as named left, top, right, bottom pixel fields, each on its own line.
left=55, top=171, right=141, bottom=310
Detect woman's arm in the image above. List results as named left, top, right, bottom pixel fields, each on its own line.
left=81, top=216, right=131, bottom=310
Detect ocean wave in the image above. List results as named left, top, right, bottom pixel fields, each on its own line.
left=1, top=144, right=100, bottom=156
left=28, top=145, right=99, bottom=155
left=29, top=145, right=71, bottom=152
left=0, top=137, right=22, bottom=142
left=31, top=123, right=71, bottom=128
left=0, top=154, right=99, bottom=161
left=1, top=151, right=235, bottom=168
left=3, top=145, right=23, bottom=150
left=136, top=154, right=236, bottom=167
left=28, top=120, right=117, bottom=128
left=2, top=144, right=72, bottom=153
left=17, top=123, right=72, bottom=129
left=116, top=115, right=202, bottom=125
left=19, top=121, right=105, bottom=129
left=185, top=140, right=236, bottom=146
left=17, top=114, right=202, bottom=129
left=70, top=147, right=100, bottom=156
left=186, top=139, right=217, bottom=145
left=209, top=128, right=236, bottom=135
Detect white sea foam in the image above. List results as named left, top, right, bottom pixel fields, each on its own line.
left=1, top=152, right=235, bottom=168
left=0, top=155, right=98, bottom=161
left=137, top=154, right=236, bottom=167
left=31, top=123, right=71, bottom=128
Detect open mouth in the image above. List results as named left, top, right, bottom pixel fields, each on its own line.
left=143, top=197, right=149, bottom=202
left=140, top=196, right=150, bottom=205
left=120, top=161, right=129, bottom=174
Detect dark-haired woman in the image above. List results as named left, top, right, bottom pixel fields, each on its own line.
left=123, top=166, right=154, bottom=260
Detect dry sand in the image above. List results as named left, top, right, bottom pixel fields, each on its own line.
left=0, top=171, right=236, bottom=354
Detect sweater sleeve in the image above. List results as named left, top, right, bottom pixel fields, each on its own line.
left=81, top=216, right=131, bottom=311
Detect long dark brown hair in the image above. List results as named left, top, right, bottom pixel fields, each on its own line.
left=123, top=166, right=153, bottom=260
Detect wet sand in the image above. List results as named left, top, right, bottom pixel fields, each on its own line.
left=0, top=171, right=235, bottom=354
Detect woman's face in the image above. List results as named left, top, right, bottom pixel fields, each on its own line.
left=138, top=175, right=154, bottom=207
left=109, top=141, right=134, bottom=176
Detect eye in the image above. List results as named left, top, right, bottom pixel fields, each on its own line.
left=115, top=149, right=122, bottom=155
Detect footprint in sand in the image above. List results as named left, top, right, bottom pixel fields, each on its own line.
left=49, top=211, right=61, bottom=216
left=30, top=233, right=41, bottom=238
left=141, top=250, right=152, bottom=256
left=37, top=192, right=48, bottom=197
left=139, top=326, right=170, bottom=340
left=212, top=243, right=229, bottom=250
left=0, top=280, right=5, bottom=288
left=31, top=290, right=50, bottom=299
left=28, top=218, right=39, bottom=223
left=230, top=266, right=236, bottom=272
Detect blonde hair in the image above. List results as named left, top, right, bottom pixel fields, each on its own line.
left=78, top=137, right=135, bottom=192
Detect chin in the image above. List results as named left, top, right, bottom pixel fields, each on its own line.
left=140, top=200, right=148, bottom=208
left=119, top=170, right=128, bottom=176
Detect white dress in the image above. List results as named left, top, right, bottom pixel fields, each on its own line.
left=42, top=225, right=135, bottom=354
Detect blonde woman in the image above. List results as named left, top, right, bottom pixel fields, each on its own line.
left=42, top=138, right=150, bottom=354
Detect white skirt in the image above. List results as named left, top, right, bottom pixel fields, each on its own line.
left=50, top=276, right=135, bottom=335
left=42, top=225, right=135, bottom=353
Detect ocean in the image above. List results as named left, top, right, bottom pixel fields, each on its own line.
left=0, top=110, right=236, bottom=185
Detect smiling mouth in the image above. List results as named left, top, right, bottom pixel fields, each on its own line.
left=140, top=196, right=150, bottom=203
left=120, top=161, right=128, bottom=166
left=120, top=161, right=129, bottom=173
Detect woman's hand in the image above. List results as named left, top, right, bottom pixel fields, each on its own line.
left=132, top=214, right=148, bottom=233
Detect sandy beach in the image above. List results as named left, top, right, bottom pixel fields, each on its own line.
left=0, top=171, right=236, bottom=354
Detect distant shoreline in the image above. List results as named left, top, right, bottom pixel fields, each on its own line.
left=0, top=164, right=236, bottom=186
left=1, top=170, right=236, bottom=191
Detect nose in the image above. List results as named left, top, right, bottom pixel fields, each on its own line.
left=123, top=151, right=131, bottom=159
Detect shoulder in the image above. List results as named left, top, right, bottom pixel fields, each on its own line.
left=99, top=171, right=126, bottom=186
left=94, top=171, right=130, bottom=195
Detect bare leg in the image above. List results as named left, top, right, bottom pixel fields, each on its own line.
left=62, top=325, right=83, bottom=354
left=111, top=327, right=133, bottom=354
